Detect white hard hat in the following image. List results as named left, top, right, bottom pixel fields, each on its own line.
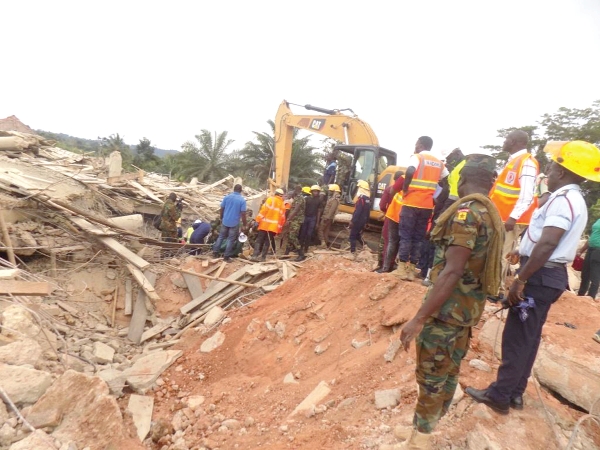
left=238, top=232, right=248, bottom=243
left=194, top=219, right=202, bottom=224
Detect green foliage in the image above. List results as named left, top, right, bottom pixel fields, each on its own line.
left=36, top=130, right=102, bottom=154
left=171, top=130, right=234, bottom=182
left=133, top=137, right=160, bottom=171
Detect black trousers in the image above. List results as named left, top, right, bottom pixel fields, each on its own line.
left=487, top=264, right=567, bottom=404
left=578, top=247, right=600, bottom=298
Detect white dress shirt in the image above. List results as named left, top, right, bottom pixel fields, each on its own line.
left=503, top=149, right=538, bottom=221
left=519, top=184, right=587, bottom=263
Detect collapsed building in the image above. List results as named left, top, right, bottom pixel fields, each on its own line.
left=0, top=122, right=598, bottom=450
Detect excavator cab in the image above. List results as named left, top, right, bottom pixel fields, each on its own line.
left=335, top=144, right=399, bottom=221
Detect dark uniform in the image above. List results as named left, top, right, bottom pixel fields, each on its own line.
left=349, top=194, right=371, bottom=253
left=160, top=198, right=180, bottom=242
left=414, top=197, right=496, bottom=433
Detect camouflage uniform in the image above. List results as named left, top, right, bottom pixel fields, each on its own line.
left=414, top=197, right=495, bottom=433
left=318, top=193, right=340, bottom=245
left=160, top=199, right=180, bottom=242
left=287, top=194, right=305, bottom=250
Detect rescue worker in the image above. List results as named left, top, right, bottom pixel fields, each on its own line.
left=376, top=172, right=405, bottom=273
left=299, top=185, right=322, bottom=253
left=323, top=155, right=337, bottom=185
left=189, top=219, right=211, bottom=245
left=396, top=136, right=448, bottom=281
left=159, top=192, right=181, bottom=242
left=346, top=180, right=371, bottom=260
left=466, top=141, right=600, bottom=414
left=318, top=184, right=342, bottom=249
left=441, top=149, right=467, bottom=212
left=284, top=185, right=306, bottom=259
left=392, top=154, right=504, bottom=450
left=251, top=189, right=286, bottom=262
left=212, top=184, right=247, bottom=263
left=489, top=130, right=539, bottom=300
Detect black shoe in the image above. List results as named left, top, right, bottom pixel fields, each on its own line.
left=223, top=257, right=233, bottom=263
left=465, top=387, right=510, bottom=415
left=510, top=395, right=524, bottom=410
left=487, top=294, right=505, bottom=304
left=374, top=267, right=389, bottom=273
left=212, top=252, right=219, bottom=258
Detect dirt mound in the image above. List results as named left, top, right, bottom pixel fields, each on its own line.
left=148, top=255, right=600, bottom=449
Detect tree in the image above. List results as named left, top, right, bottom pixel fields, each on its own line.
left=98, top=133, right=133, bottom=169
left=133, top=137, right=160, bottom=171
left=174, top=130, right=234, bottom=182
left=236, top=120, right=324, bottom=188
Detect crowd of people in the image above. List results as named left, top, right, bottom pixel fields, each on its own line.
left=157, top=136, right=600, bottom=450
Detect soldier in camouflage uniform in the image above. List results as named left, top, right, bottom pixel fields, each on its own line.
left=160, top=192, right=181, bottom=242
left=284, top=185, right=305, bottom=256
left=318, top=184, right=341, bottom=248
left=389, top=154, right=504, bottom=450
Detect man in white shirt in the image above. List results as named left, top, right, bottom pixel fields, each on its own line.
left=466, top=140, right=600, bottom=414
left=490, top=130, right=539, bottom=299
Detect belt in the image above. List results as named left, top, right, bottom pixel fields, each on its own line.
left=520, top=256, right=566, bottom=269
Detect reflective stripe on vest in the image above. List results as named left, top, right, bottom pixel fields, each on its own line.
left=403, top=153, right=444, bottom=209
left=491, top=153, right=539, bottom=224
left=385, top=192, right=403, bottom=223
left=257, top=196, right=286, bottom=233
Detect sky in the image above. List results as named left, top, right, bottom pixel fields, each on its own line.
left=2, top=0, right=600, bottom=167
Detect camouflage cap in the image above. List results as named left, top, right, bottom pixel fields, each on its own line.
left=462, top=153, right=496, bottom=174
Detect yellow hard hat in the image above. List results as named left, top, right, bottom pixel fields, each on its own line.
left=329, top=184, right=341, bottom=192
left=302, top=186, right=311, bottom=194
left=176, top=218, right=182, bottom=224
left=310, top=184, right=321, bottom=191
left=357, top=180, right=369, bottom=190
left=544, top=140, right=600, bottom=182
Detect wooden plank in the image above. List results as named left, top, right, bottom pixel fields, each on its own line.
left=124, top=279, right=133, bottom=316
left=197, top=175, right=233, bottom=193
left=282, top=262, right=290, bottom=281
left=56, top=300, right=79, bottom=315
left=128, top=270, right=156, bottom=344
left=140, top=320, right=173, bottom=344
left=101, top=237, right=150, bottom=270
left=126, top=265, right=160, bottom=307
left=128, top=181, right=163, bottom=203
left=180, top=266, right=249, bottom=315
left=0, top=281, right=50, bottom=296
left=0, top=269, right=19, bottom=279
left=107, top=171, right=144, bottom=186
left=208, top=262, right=226, bottom=289
left=182, top=269, right=204, bottom=299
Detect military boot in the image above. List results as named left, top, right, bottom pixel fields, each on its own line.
left=406, top=263, right=416, bottom=281
left=393, top=262, right=408, bottom=279
left=396, top=429, right=431, bottom=449
left=284, top=245, right=292, bottom=256
left=295, top=248, right=306, bottom=262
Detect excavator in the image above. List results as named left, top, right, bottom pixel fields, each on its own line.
left=271, top=101, right=405, bottom=246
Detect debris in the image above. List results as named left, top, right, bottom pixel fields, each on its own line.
left=469, top=359, right=492, bottom=372
left=204, top=306, right=225, bottom=326
left=383, top=339, right=402, bottom=362
left=127, top=394, right=154, bottom=442
left=0, top=363, right=53, bottom=404
left=374, top=388, right=401, bottom=409
left=0, top=280, right=50, bottom=296
left=290, top=381, right=331, bottom=416
left=91, top=341, right=115, bottom=364
left=125, top=350, right=182, bottom=393
left=200, top=331, right=226, bottom=353
left=127, top=270, right=156, bottom=344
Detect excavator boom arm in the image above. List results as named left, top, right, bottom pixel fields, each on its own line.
left=273, top=100, right=379, bottom=188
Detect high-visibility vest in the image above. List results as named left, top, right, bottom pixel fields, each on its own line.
left=385, top=192, right=403, bottom=223
left=448, top=159, right=466, bottom=200
left=491, top=153, right=539, bottom=225
left=256, top=195, right=286, bottom=233
left=403, top=153, right=444, bottom=209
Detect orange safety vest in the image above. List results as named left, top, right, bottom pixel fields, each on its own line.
left=403, top=153, right=444, bottom=209
left=256, top=195, right=286, bottom=233
left=385, top=192, right=403, bottom=223
left=491, top=153, right=539, bottom=225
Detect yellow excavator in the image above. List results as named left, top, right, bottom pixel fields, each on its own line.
left=271, top=100, right=406, bottom=225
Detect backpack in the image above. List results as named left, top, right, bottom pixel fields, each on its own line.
left=152, top=215, right=161, bottom=230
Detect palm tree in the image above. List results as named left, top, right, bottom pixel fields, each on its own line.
left=238, top=120, right=324, bottom=188
left=176, top=130, right=234, bottom=182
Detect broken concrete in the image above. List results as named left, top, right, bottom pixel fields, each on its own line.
left=91, top=341, right=115, bottom=364
left=125, top=350, right=183, bottom=393
left=200, top=331, right=225, bottom=353
left=374, top=388, right=401, bottom=409
left=127, top=394, right=154, bottom=442
left=204, top=306, right=225, bottom=326
left=8, top=430, right=56, bottom=450
left=290, top=381, right=331, bottom=416
left=26, top=370, right=130, bottom=450
left=0, top=363, right=52, bottom=404
left=0, top=338, right=42, bottom=366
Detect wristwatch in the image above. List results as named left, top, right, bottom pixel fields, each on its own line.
left=514, top=274, right=527, bottom=285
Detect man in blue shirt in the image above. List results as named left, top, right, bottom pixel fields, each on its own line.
left=212, top=184, right=247, bottom=262
left=323, top=156, right=337, bottom=185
